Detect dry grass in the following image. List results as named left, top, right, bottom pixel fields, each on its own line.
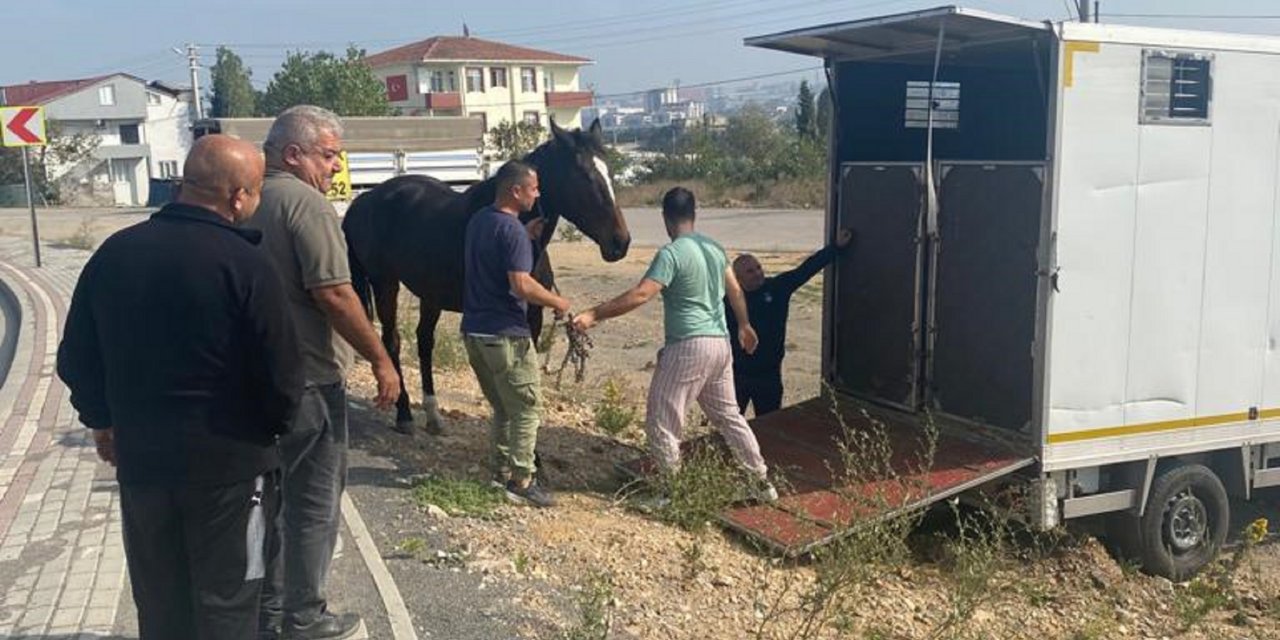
left=616, top=178, right=827, bottom=210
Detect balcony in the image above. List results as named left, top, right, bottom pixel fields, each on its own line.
left=545, top=91, right=593, bottom=109
left=423, top=92, right=461, bottom=109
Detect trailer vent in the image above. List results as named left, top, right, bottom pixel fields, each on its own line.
left=905, top=81, right=960, bottom=129
left=1141, top=50, right=1213, bottom=125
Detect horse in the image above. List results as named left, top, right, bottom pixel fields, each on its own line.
left=342, top=118, right=631, bottom=433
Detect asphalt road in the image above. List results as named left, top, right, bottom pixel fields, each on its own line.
left=0, top=205, right=826, bottom=254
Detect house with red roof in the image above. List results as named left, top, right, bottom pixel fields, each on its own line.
left=364, top=35, right=594, bottom=133
left=0, top=73, right=192, bottom=206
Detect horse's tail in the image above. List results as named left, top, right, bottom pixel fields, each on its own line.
left=348, top=244, right=375, bottom=321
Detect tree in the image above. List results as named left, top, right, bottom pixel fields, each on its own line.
left=795, top=80, right=816, bottom=140
left=488, top=120, right=546, bottom=160
left=816, top=86, right=833, bottom=140
left=259, top=46, right=391, bottom=117
left=209, top=47, right=257, bottom=117
left=0, top=122, right=100, bottom=203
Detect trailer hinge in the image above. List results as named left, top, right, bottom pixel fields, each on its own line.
left=1038, top=266, right=1061, bottom=292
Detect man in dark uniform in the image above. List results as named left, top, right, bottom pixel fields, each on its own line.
left=727, top=228, right=853, bottom=416
left=57, top=134, right=303, bottom=639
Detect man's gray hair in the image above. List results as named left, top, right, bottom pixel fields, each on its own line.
left=264, top=105, right=343, bottom=159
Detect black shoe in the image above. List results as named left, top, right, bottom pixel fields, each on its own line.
left=282, top=612, right=362, bottom=640
left=505, top=479, right=558, bottom=508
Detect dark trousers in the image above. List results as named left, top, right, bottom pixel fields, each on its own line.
left=120, top=471, right=279, bottom=640
left=735, top=373, right=784, bottom=417
left=261, top=382, right=349, bottom=631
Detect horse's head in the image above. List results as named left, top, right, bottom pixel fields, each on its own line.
left=529, top=118, right=630, bottom=262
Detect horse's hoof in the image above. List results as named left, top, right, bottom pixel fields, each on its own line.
left=392, top=420, right=414, bottom=435
left=423, top=418, right=445, bottom=436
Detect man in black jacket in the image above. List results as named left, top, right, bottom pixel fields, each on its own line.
left=727, top=228, right=853, bottom=416
left=57, top=134, right=303, bottom=640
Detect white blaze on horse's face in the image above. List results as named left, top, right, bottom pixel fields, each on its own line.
left=592, top=155, right=616, bottom=204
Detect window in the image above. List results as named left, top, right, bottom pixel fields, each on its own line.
left=465, top=67, right=484, bottom=93
left=146, top=92, right=162, bottom=106
left=158, top=160, right=179, bottom=178
left=1141, top=50, right=1213, bottom=124
left=523, top=111, right=540, bottom=126
left=429, top=70, right=457, bottom=93
left=490, top=67, right=508, bottom=88
left=543, top=71, right=555, bottom=92
left=108, top=159, right=130, bottom=183
left=119, top=124, right=140, bottom=144
left=521, top=67, right=537, bottom=93
left=98, top=85, right=116, bottom=106
left=903, top=80, right=960, bottom=129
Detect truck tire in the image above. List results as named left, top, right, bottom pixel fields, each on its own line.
left=1137, top=463, right=1229, bottom=581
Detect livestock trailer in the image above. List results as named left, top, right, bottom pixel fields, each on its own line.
left=191, top=115, right=486, bottom=188
left=727, top=6, right=1280, bottom=579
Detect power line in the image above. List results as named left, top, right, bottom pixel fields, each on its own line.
left=198, top=0, right=914, bottom=58
left=475, top=0, right=798, bottom=39
left=596, top=66, right=821, bottom=99
left=513, top=0, right=910, bottom=51
left=195, top=0, right=802, bottom=50
left=1100, top=13, right=1280, bottom=19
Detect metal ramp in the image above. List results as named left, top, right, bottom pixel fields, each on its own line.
left=620, top=397, right=1034, bottom=555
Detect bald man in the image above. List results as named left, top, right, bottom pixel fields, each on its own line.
left=728, top=228, right=853, bottom=416
left=58, top=134, right=304, bottom=639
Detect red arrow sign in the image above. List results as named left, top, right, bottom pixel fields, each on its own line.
left=5, top=108, right=41, bottom=144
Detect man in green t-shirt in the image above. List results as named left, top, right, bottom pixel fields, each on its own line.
left=573, top=187, right=775, bottom=501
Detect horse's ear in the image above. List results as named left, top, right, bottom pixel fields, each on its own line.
left=588, top=118, right=603, bottom=142
left=549, top=116, right=573, bottom=147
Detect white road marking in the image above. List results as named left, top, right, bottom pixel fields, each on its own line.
left=341, top=491, right=418, bottom=640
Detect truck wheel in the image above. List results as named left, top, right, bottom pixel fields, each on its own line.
left=1138, top=463, right=1229, bottom=581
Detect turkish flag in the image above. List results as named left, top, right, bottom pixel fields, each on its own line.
left=386, top=75, right=408, bottom=102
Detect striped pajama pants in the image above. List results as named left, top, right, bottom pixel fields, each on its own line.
left=645, top=336, right=769, bottom=479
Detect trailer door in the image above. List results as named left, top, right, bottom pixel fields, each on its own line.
left=928, top=163, right=1044, bottom=431
left=833, top=163, right=925, bottom=409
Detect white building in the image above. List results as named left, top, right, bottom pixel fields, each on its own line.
left=0, top=73, right=192, bottom=206
left=364, top=36, right=594, bottom=132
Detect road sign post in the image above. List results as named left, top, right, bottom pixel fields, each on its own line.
left=20, top=147, right=40, bottom=267
left=2, top=106, right=49, bottom=268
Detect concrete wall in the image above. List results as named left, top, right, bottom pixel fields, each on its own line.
left=143, top=90, right=191, bottom=178
left=45, top=76, right=147, bottom=121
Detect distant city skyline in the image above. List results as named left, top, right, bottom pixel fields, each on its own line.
left=5, top=0, right=1280, bottom=100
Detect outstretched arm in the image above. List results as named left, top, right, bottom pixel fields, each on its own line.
left=773, top=228, right=854, bottom=294
left=573, top=278, right=663, bottom=330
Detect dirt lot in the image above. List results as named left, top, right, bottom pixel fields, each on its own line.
left=346, top=239, right=1280, bottom=640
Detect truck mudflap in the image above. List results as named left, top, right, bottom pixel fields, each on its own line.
left=619, top=396, right=1035, bottom=556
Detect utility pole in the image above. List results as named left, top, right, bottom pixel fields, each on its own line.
left=1076, top=0, right=1090, bottom=22
left=185, top=43, right=204, bottom=120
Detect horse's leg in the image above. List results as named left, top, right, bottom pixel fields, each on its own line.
left=373, top=280, right=414, bottom=430
left=416, top=305, right=446, bottom=435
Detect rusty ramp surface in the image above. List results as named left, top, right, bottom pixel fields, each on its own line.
left=620, top=397, right=1033, bottom=555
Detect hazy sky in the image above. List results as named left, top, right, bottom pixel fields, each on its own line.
left=3, top=0, right=1280, bottom=98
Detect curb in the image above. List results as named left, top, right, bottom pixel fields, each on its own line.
left=0, top=261, right=33, bottom=425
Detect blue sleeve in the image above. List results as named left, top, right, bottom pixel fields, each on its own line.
left=57, top=255, right=111, bottom=429
left=773, top=245, right=840, bottom=295
left=501, top=219, right=534, bottom=274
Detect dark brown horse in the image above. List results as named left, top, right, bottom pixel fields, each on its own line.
left=342, top=118, right=630, bottom=432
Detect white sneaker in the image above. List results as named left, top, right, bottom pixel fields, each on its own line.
left=751, top=482, right=779, bottom=503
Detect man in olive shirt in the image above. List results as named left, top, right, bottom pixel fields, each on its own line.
left=247, top=105, right=399, bottom=640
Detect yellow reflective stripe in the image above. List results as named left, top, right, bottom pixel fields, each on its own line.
left=1063, top=41, right=1101, bottom=88
left=1048, top=410, right=1258, bottom=444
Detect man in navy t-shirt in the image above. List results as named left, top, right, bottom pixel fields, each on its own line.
left=462, top=160, right=570, bottom=508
